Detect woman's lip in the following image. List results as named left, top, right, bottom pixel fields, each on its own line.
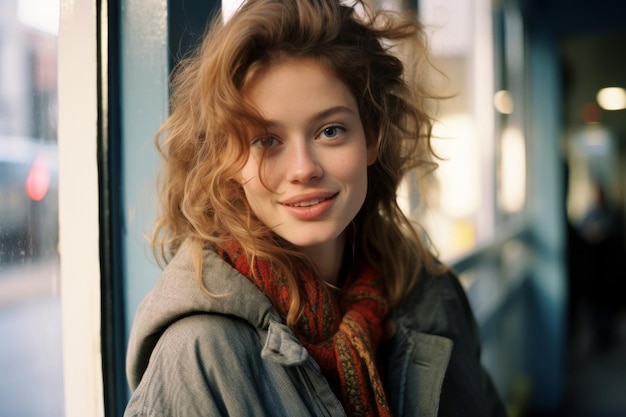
left=279, top=192, right=338, bottom=206
left=279, top=192, right=338, bottom=220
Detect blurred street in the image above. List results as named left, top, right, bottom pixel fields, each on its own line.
left=0, top=258, right=65, bottom=417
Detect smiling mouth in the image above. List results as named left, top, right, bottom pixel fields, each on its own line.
left=288, top=197, right=331, bottom=208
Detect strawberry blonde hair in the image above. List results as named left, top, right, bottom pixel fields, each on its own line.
left=152, top=0, right=443, bottom=326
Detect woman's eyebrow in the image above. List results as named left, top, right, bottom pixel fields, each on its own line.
left=262, top=105, right=357, bottom=128
left=308, top=105, right=356, bottom=124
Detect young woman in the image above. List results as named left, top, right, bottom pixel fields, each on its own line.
left=124, top=1, right=508, bottom=416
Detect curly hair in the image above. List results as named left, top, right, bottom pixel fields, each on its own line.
left=152, top=0, right=443, bottom=326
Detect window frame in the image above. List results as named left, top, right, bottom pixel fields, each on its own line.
left=58, top=0, right=104, bottom=415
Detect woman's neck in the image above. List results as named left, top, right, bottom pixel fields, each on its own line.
left=300, top=235, right=346, bottom=286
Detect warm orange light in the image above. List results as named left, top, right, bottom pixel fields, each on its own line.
left=581, top=102, right=602, bottom=124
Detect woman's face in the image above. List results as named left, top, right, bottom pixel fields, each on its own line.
left=240, top=58, right=376, bottom=254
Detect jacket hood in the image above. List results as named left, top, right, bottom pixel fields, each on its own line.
left=125, top=239, right=282, bottom=389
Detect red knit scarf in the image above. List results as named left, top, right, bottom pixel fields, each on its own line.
left=219, top=241, right=392, bottom=417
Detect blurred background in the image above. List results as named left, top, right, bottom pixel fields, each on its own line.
left=1, top=0, right=625, bottom=416
left=0, top=0, right=63, bottom=415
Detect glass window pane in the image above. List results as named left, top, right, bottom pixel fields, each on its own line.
left=0, top=0, right=63, bottom=415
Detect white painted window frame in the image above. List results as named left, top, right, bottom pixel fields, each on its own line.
left=58, top=0, right=104, bottom=416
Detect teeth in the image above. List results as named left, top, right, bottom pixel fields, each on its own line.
left=291, top=198, right=326, bottom=207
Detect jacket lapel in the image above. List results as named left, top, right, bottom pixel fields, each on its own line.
left=387, top=326, right=453, bottom=417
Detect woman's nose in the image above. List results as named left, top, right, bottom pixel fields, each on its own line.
left=286, top=141, right=323, bottom=184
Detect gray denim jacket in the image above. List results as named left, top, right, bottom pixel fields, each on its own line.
left=124, top=241, right=507, bottom=417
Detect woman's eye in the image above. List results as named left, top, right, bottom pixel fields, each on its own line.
left=319, top=126, right=345, bottom=139
left=251, top=136, right=279, bottom=148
